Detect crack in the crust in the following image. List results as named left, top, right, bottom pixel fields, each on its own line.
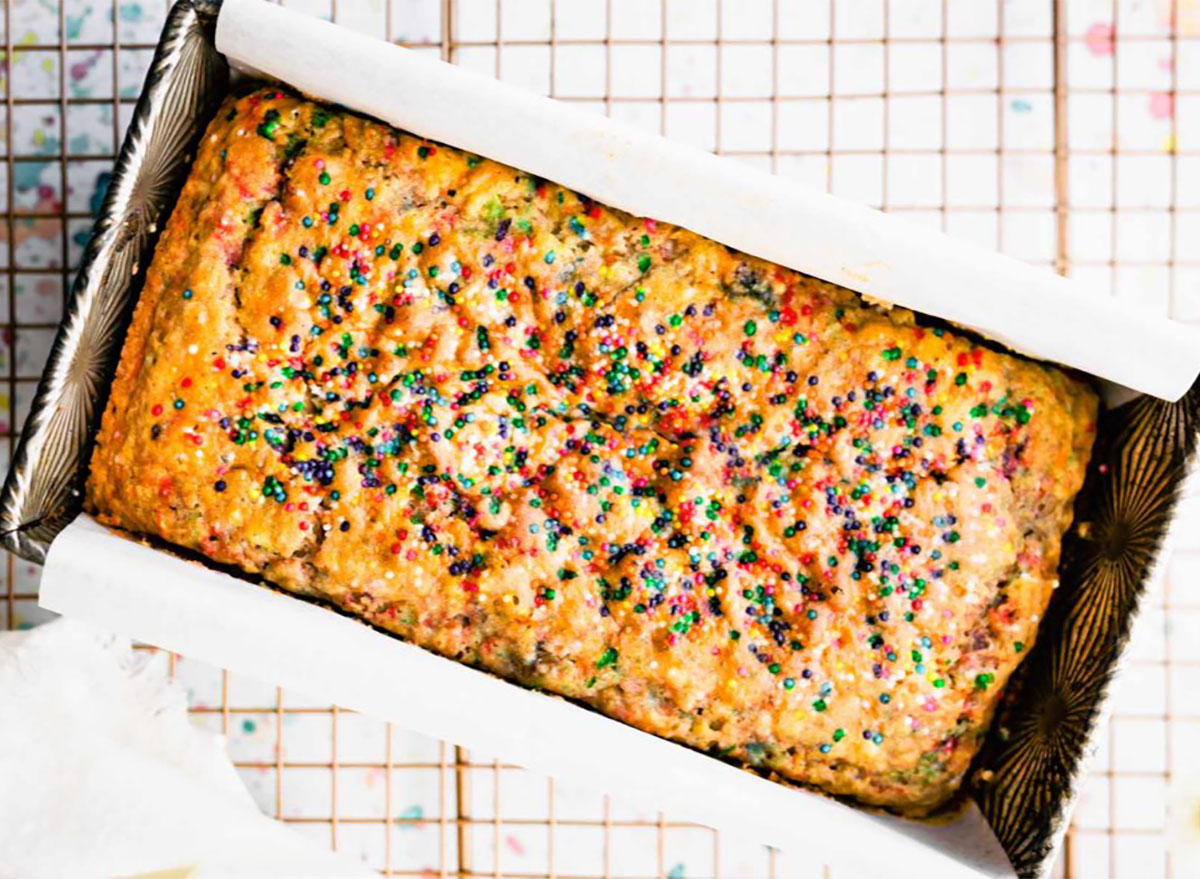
left=537, top=295, right=1037, bottom=650
left=294, top=497, right=331, bottom=574
left=221, top=125, right=333, bottom=569
left=220, top=105, right=1038, bottom=605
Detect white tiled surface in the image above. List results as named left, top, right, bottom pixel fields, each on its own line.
left=1, top=1, right=1198, bottom=877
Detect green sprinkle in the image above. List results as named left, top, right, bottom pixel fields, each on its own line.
left=256, top=108, right=280, bottom=140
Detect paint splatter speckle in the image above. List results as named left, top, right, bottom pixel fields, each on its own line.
left=1085, top=22, right=1115, bottom=56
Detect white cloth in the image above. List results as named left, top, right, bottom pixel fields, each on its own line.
left=0, top=619, right=372, bottom=879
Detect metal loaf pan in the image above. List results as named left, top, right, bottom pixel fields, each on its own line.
left=2, top=2, right=1196, bottom=875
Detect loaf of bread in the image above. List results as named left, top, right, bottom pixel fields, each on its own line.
left=88, top=88, right=1097, bottom=812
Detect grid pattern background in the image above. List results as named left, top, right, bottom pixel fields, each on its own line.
left=2, top=1, right=1198, bottom=877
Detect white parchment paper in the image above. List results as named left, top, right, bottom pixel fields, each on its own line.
left=215, top=0, right=1200, bottom=402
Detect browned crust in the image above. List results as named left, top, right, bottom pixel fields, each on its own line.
left=88, top=88, right=1098, bottom=813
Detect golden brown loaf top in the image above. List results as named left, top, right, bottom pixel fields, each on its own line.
left=88, top=88, right=1098, bottom=812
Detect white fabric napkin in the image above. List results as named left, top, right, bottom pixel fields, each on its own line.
left=0, top=618, right=373, bottom=879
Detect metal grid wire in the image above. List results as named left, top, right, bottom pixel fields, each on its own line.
left=2, top=1, right=1198, bottom=876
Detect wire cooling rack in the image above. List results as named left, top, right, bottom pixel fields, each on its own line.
left=2, top=1, right=1198, bottom=876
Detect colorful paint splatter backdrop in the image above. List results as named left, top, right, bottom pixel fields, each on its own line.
left=2, top=1, right=1198, bottom=877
